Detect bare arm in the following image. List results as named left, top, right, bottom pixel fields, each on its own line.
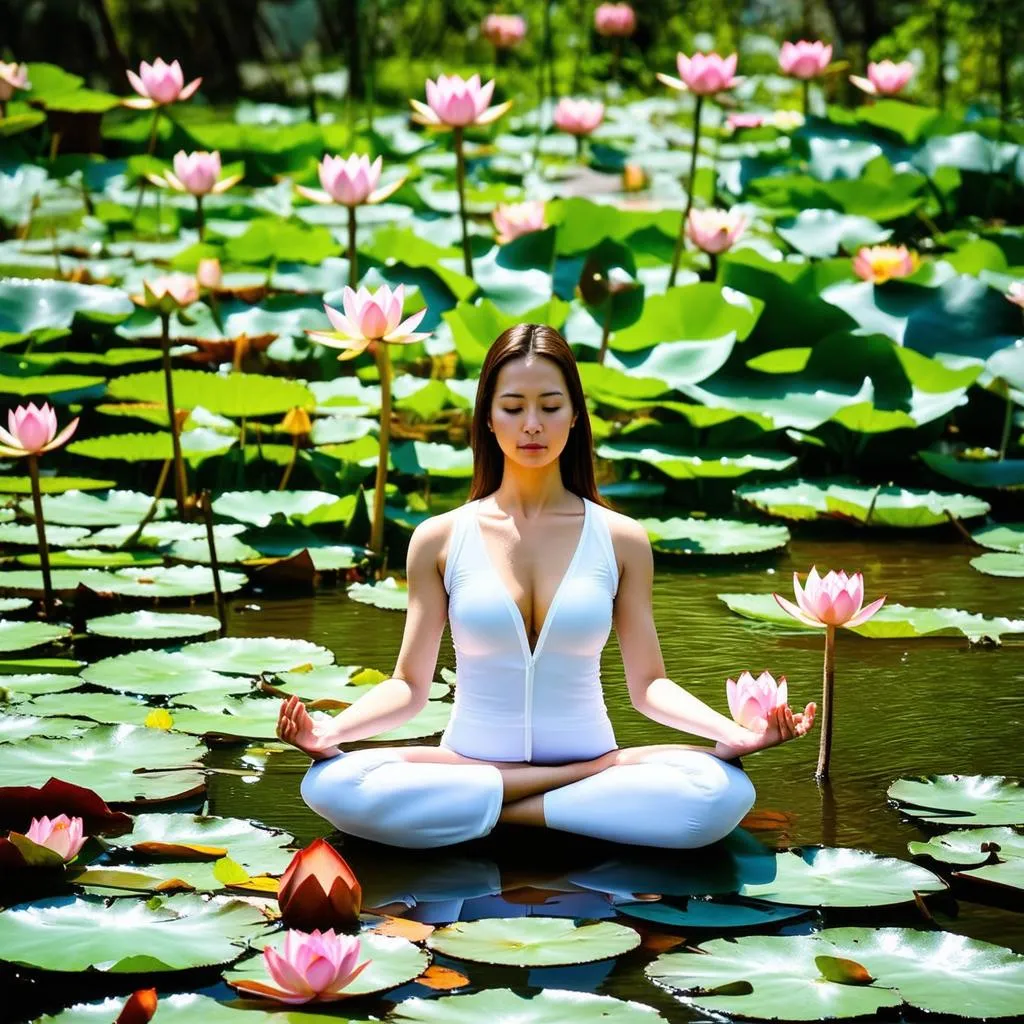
left=612, top=518, right=787, bottom=755
left=277, top=516, right=449, bottom=758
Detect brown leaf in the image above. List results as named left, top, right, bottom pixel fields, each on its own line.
left=639, top=931, right=686, bottom=953
left=0, top=777, right=132, bottom=836
left=815, top=954, right=875, bottom=985
left=114, top=988, right=158, bottom=1024
left=739, top=808, right=795, bottom=831
left=132, top=841, right=228, bottom=861
left=414, top=965, right=470, bottom=990
left=369, top=914, right=435, bottom=942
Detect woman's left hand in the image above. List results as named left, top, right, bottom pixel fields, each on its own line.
left=717, top=701, right=816, bottom=758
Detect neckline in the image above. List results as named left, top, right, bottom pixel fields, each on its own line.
left=471, top=496, right=590, bottom=664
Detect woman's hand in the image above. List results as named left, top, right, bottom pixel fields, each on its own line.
left=715, top=701, right=817, bottom=759
left=276, top=695, right=342, bottom=760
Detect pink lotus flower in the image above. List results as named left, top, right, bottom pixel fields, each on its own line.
left=308, top=284, right=431, bottom=361
left=779, top=40, right=832, bottom=80
left=25, top=815, right=86, bottom=863
left=410, top=73, right=512, bottom=128
left=1007, top=282, right=1024, bottom=308
left=727, top=671, right=788, bottom=733
left=774, top=566, right=886, bottom=629
left=0, top=403, right=79, bottom=459
left=297, top=153, right=403, bottom=207
left=147, top=150, right=242, bottom=196
left=196, top=258, right=222, bottom=290
left=852, top=244, right=920, bottom=284
left=230, top=929, right=371, bottom=1004
left=686, top=207, right=747, bottom=254
left=125, top=58, right=202, bottom=109
left=135, top=273, right=201, bottom=310
left=725, top=112, right=766, bottom=133
left=553, top=97, right=605, bottom=136
left=658, top=51, right=742, bottom=96
left=850, top=59, right=915, bottom=97
left=594, top=3, right=636, bottom=37
left=0, top=62, right=30, bottom=101
left=482, top=13, right=527, bottom=48
left=492, top=200, right=547, bottom=244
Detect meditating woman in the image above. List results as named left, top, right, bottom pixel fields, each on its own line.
left=278, top=323, right=815, bottom=849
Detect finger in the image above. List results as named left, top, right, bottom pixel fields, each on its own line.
left=784, top=705, right=796, bottom=738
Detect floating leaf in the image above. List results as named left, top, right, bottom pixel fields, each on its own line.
left=33, top=992, right=311, bottom=1023
left=0, top=620, right=72, bottom=653
left=0, top=894, right=268, bottom=972
left=639, top=517, right=790, bottom=556
left=390, top=988, right=665, bottom=1023
left=85, top=612, right=221, bottom=641
left=970, top=552, right=1024, bottom=578
left=970, top=523, right=1024, bottom=554
left=80, top=650, right=248, bottom=696
left=888, top=774, right=1024, bottom=827
left=426, top=916, right=640, bottom=966
left=174, top=637, right=334, bottom=675
left=616, top=898, right=810, bottom=930
left=25, top=490, right=174, bottom=526
left=211, top=489, right=348, bottom=528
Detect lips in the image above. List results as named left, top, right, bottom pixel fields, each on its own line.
left=520, top=445, right=545, bottom=449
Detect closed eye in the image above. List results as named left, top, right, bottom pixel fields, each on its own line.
left=505, top=408, right=562, bottom=414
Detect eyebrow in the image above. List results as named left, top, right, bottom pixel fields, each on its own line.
left=499, top=390, right=564, bottom=398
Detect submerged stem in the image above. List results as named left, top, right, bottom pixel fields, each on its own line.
left=27, top=454, right=54, bottom=619
left=815, top=624, right=836, bottom=780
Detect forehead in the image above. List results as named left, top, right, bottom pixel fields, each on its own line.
left=494, top=356, right=567, bottom=396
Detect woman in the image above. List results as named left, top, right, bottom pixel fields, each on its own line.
left=279, top=324, right=815, bottom=849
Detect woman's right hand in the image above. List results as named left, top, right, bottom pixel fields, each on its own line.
left=276, top=695, right=342, bottom=760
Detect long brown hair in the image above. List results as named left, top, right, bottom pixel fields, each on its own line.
left=467, top=324, right=617, bottom=511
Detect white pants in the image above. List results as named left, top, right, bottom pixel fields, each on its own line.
left=301, top=747, right=756, bottom=851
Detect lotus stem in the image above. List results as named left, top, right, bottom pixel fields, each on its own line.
left=199, top=489, right=228, bottom=636
left=802, top=79, right=810, bottom=119
left=132, top=110, right=161, bottom=221
left=158, top=310, right=188, bottom=519
left=195, top=195, right=205, bottom=242
left=575, top=135, right=584, bottom=163
left=597, top=295, right=613, bottom=365
left=612, top=40, right=621, bottom=87
left=370, top=340, right=393, bottom=578
left=707, top=251, right=718, bottom=283
left=27, top=454, right=54, bottom=619
left=815, top=624, right=836, bottom=780
left=279, top=436, right=299, bottom=491
left=50, top=226, right=63, bottom=278
left=347, top=205, right=358, bottom=287
left=121, top=458, right=171, bottom=549
left=453, top=126, right=473, bottom=280
left=998, top=379, right=1013, bottom=460
left=49, top=130, right=62, bottom=162
left=0, top=101, right=6, bottom=119
left=668, top=93, right=704, bottom=289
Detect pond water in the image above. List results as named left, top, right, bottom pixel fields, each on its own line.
left=8, top=525, right=1022, bottom=1022
left=200, top=527, right=1023, bottom=1021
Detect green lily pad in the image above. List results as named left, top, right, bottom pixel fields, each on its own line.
left=0, top=477, right=116, bottom=495
left=160, top=697, right=285, bottom=742
left=0, top=597, right=32, bottom=612
left=908, top=826, right=1024, bottom=894
left=888, top=774, right=1024, bottom=827
left=426, top=916, right=640, bottom=967
left=919, top=450, right=1024, bottom=489
left=775, top=209, right=891, bottom=259
left=85, top=611, right=221, bottom=641
left=212, top=490, right=348, bottom=528
left=225, top=930, right=428, bottom=998
left=971, top=523, right=1024, bottom=553
left=75, top=565, right=247, bottom=598
left=0, top=724, right=206, bottom=803
left=0, top=620, right=72, bottom=652
left=347, top=576, right=409, bottom=611
left=0, top=713, right=92, bottom=743
left=16, top=549, right=164, bottom=569
left=639, top=517, right=790, bottom=556
left=738, top=846, right=946, bottom=908
left=80, top=650, right=248, bottom=696
left=646, top=927, right=1024, bottom=1020
left=0, top=672, right=81, bottom=701
left=970, top=552, right=1024, bottom=578
left=32, top=993, right=279, bottom=1023
left=23, top=691, right=155, bottom=726
left=735, top=479, right=990, bottom=527
left=0, top=893, right=268, bottom=972
left=274, top=664, right=449, bottom=702
left=109, top=370, right=315, bottom=418
left=719, top=593, right=1024, bottom=642
left=166, top=535, right=262, bottom=565
left=597, top=442, right=796, bottom=479
left=25, top=489, right=174, bottom=526
left=616, top=898, right=810, bottom=930
left=175, top=637, right=335, bottom=675
left=390, top=989, right=664, bottom=1023
left=0, top=524, right=91, bottom=547
left=0, top=279, right=133, bottom=334
left=68, top=431, right=236, bottom=463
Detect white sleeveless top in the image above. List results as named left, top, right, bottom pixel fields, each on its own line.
left=441, top=495, right=619, bottom=764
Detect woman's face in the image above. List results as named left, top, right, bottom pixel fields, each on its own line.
left=488, top=356, right=577, bottom=468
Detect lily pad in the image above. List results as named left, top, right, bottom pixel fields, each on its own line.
left=970, top=523, right=1024, bottom=553
left=174, top=637, right=335, bottom=675
left=22, top=691, right=154, bottom=727
left=0, top=724, right=206, bottom=803
left=596, top=442, right=796, bottom=480
left=970, top=552, right=1024, bottom=578
left=426, top=916, right=640, bottom=967
left=0, top=477, right=116, bottom=495
left=616, top=898, right=810, bottom=930
left=908, top=826, right=1024, bottom=894
left=718, top=593, right=1024, bottom=642
left=33, top=993, right=273, bottom=1023
left=0, top=620, right=72, bottom=653
left=888, top=774, right=1024, bottom=827
left=0, top=566, right=247, bottom=598
left=80, top=649, right=250, bottom=696
left=347, top=576, right=408, bottom=610
left=646, top=927, right=1024, bottom=1020
left=225, top=930, right=428, bottom=998
left=24, top=489, right=174, bottom=526
left=160, top=697, right=286, bottom=741
left=0, top=893, right=268, bottom=972
left=274, top=664, right=449, bottom=702
left=738, top=846, right=946, bottom=908
left=390, top=989, right=664, bottom=1023
left=735, top=479, right=990, bottom=527
left=212, top=490, right=349, bottom=528
left=85, top=611, right=221, bottom=641
left=0, top=524, right=91, bottom=547
left=0, top=713, right=92, bottom=743
left=0, top=672, right=81, bottom=702
left=639, top=518, right=790, bottom=556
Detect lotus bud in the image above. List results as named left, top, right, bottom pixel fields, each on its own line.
left=482, top=14, right=527, bottom=49
left=25, top=814, right=86, bottom=863
left=726, top=671, right=788, bottom=732
left=622, top=164, right=648, bottom=191
left=594, top=3, right=636, bottom=37
left=553, top=97, right=605, bottom=136
left=852, top=244, right=919, bottom=284
left=686, top=207, right=747, bottom=254
left=492, top=200, right=546, bottom=244
left=277, top=837, right=363, bottom=931
left=196, top=258, right=222, bottom=290
left=779, top=40, right=832, bottom=80
left=125, top=57, right=202, bottom=108
left=280, top=407, right=313, bottom=437
left=0, top=62, right=31, bottom=101
left=849, top=59, right=915, bottom=97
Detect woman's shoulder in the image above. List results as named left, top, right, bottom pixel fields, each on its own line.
left=596, top=504, right=648, bottom=580
left=414, top=503, right=471, bottom=582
